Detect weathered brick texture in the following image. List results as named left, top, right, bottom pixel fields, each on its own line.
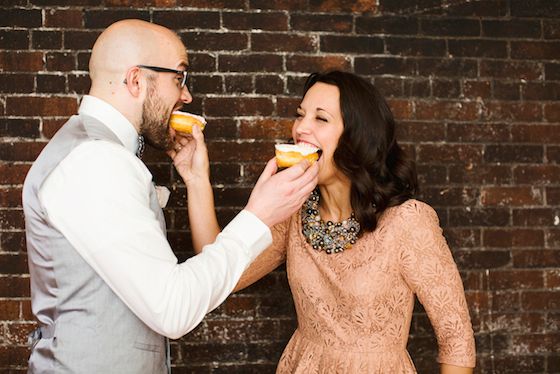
left=1, top=0, right=559, bottom=373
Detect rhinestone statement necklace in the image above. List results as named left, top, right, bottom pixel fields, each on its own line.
left=301, top=190, right=361, bottom=254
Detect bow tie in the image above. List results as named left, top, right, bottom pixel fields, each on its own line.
left=136, top=135, right=145, bottom=158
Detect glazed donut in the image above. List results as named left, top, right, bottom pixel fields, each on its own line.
left=169, top=111, right=206, bottom=133
left=275, top=144, right=320, bottom=168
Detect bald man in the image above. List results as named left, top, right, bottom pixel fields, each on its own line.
left=22, top=19, right=318, bottom=373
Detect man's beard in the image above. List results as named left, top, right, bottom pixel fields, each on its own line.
left=140, top=80, right=173, bottom=151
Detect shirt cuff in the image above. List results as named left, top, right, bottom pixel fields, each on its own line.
left=221, top=209, right=272, bottom=262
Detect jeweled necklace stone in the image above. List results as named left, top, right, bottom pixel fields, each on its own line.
left=301, top=189, right=361, bottom=254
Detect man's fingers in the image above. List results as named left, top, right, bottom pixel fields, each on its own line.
left=255, top=158, right=278, bottom=186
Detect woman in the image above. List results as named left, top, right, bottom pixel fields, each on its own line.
left=187, top=71, right=476, bottom=373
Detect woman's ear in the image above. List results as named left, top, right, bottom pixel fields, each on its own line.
left=123, top=66, right=143, bottom=98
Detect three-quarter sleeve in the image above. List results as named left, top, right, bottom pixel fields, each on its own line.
left=234, top=217, right=291, bottom=291
left=398, top=200, right=476, bottom=368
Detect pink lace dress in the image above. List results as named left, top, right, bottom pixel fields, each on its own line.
left=268, top=199, right=476, bottom=373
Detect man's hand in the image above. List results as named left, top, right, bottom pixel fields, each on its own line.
left=167, top=125, right=210, bottom=186
left=245, top=158, right=319, bottom=227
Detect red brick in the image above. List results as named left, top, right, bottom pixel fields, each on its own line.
left=0, top=9, right=42, bottom=27
left=0, top=142, right=46, bottom=162
left=190, top=75, right=222, bottom=94
left=0, top=300, right=20, bottom=320
left=276, top=97, right=301, bottom=117
left=415, top=100, right=478, bottom=121
left=287, top=55, right=351, bottom=73
left=0, top=164, right=30, bottom=186
left=444, top=228, right=481, bottom=248
left=483, top=102, right=542, bottom=122
left=480, top=60, right=542, bottom=80
left=482, top=187, right=543, bottom=206
left=511, top=41, right=560, bottom=60
left=0, top=51, right=44, bottom=72
left=68, top=73, right=90, bottom=94
left=454, top=249, right=511, bottom=269
left=484, top=145, right=543, bottom=163
left=187, top=53, right=216, bottom=73
left=0, top=276, right=29, bottom=297
left=488, top=312, right=545, bottom=333
left=544, top=103, right=560, bottom=122
left=449, top=207, right=510, bottom=227
left=547, top=270, right=560, bottom=288
left=255, top=75, right=284, bottom=94
left=433, top=80, right=461, bottom=98
left=483, top=228, right=544, bottom=248
left=0, top=346, right=30, bottom=366
left=547, top=229, right=560, bottom=249
left=292, top=14, right=353, bottom=32
left=205, top=97, right=273, bottom=117
left=356, top=15, right=418, bottom=35
left=386, top=99, right=413, bottom=120
left=44, top=8, right=84, bottom=28
left=398, top=121, right=445, bottom=142
left=512, top=334, right=560, bottom=354
left=513, top=208, right=559, bottom=226
left=482, top=19, right=541, bottom=38
left=219, top=54, right=283, bottom=72
left=36, top=74, right=66, bottom=93
left=182, top=31, right=248, bottom=51
left=105, top=0, right=176, bottom=6
left=494, top=81, right=521, bottom=100
left=417, top=144, right=483, bottom=163
left=385, top=37, right=446, bottom=57
left=523, top=82, right=560, bottom=101
left=5, top=322, right=36, bottom=345
left=513, top=250, right=560, bottom=268
left=416, top=164, right=446, bottom=185
left=514, top=165, right=560, bottom=185
left=308, top=0, right=376, bottom=12
left=355, top=56, right=416, bottom=76
left=462, top=80, right=492, bottom=99
left=417, top=58, right=478, bottom=78
left=46, top=52, right=76, bottom=71
left=492, top=291, right=521, bottom=312
left=420, top=187, right=478, bottom=207
left=447, top=123, right=510, bottom=143
left=248, top=0, right=306, bottom=10
left=449, top=39, right=507, bottom=58
left=511, top=0, right=560, bottom=17
left=178, top=0, right=245, bottom=7
left=6, top=96, right=77, bottom=117
left=321, top=35, right=384, bottom=54
left=421, top=18, right=480, bottom=36
left=32, top=30, right=63, bottom=50
left=375, top=77, right=404, bottom=97
left=239, top=119, right=292, bottom=140
left=42, top=118, right=67, bottom=139
left=404, top=78, right=430, bottom=97
left=546, top=63, right=560, bottom=80
left=544, top=19, right=560, bottom=39
left=489, top=270, right=544, bottom=290
left=0, top=30, right=29, bottom=50
left=224, top=75, right=253, bottom=94
left=153, top=10, right=220, bottom=29
left=511, top=124, right=560, bottom=143
left=0, top=232, right=26, bottom=253
left=63, top=30, right=101, bottom=50
left=0, top=74, right=34, bottom=93
left=253, top=33, right=316, bottom=53
left=207, top=140, right=274, bottom=162
left=222, top=11, right=288, bottom=31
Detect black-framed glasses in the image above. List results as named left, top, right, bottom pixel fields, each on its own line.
left=137, top=64, right=188, bottom=88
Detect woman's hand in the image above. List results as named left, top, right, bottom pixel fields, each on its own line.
left=167, top=125, right=209, bottom=186
left=441, top=363, right=473, bottom=374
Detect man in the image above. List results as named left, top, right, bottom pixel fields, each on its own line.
left=22, top=19, right=318, bottom=373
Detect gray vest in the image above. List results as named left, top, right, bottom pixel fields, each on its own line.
left=23, top=114, right=169, bottom=373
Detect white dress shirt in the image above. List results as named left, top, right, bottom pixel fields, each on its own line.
left=39, top=95, right=272, bottom=339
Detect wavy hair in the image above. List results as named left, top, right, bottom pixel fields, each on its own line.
left=302, top=71, right=418, bottom=232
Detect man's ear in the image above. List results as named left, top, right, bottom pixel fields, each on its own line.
left=123, top=66, right=143, bottom=97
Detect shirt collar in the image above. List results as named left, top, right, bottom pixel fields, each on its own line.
left=78, top=95, right=139, bottom=155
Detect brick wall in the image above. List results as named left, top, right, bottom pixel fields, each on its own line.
left=1, top=0, right=559, bottom=372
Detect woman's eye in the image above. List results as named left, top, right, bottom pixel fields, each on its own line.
left=295, top=112, right=303, bottom=118
left=317, top=117, right=328, bottom=122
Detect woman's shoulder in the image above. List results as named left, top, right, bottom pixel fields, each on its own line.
left=385, top=198, right=439, bottom=225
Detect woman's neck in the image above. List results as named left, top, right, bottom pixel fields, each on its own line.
left=318, top=181, right=352, bottom=222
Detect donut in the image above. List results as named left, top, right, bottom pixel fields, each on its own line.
left=169, top=111, right=206, bottom=133
left=275, top=143, right=320, bottom=168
